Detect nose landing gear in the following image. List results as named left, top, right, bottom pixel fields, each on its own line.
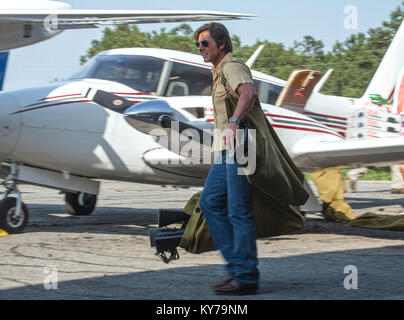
left=0, top=163, right=100, bottom=234
left=0, top=165, right=28, bottom=234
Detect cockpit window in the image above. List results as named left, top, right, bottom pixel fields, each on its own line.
left=69, top=55, right=165, bottom=94
left=69, top=53, right=283, bottom=102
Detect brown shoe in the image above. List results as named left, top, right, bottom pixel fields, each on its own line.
left=211, top=275, right=233, bottom=289
left=214, top=280, right=258, bottom=295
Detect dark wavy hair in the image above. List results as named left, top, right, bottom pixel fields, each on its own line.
left=194, top=22, right=233, bottom=53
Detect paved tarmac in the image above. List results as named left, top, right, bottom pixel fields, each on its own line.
left=1, top=180, right=404, bottom=300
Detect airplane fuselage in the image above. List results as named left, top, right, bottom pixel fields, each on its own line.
left=0, top=76, right=343, bottom=187
left=4, top=46, right=400, bottom=190
left=0, top=79, right=208, bottom=186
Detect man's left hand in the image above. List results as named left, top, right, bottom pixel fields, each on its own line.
left=224, top=122, right=240, bottom=150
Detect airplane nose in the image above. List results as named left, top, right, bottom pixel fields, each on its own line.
left=0, top=93, right=22, bottom=161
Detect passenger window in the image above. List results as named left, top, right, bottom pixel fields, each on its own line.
left=253, top=79, right=283, bottom=105
left=165, top=62, right=212, bottom=96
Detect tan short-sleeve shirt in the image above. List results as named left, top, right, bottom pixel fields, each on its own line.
left=211, top=52, right=254, bottom=152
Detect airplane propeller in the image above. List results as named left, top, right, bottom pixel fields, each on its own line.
left=90, top=88, right=213, bottom=140
left=89, top=89, right=213, bottom=161
left=90, top=88, right=137, bottom=114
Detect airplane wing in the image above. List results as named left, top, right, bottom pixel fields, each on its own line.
left=291, top=136, right=404, bottom=170
left=0, top=10, right=256, bottom=29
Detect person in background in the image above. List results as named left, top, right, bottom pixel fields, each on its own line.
left=311, top=167, right=356, bottom=222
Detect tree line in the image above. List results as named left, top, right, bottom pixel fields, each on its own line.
left=81, top=2, right=404, bottom=98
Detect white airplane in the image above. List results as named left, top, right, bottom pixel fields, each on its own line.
left=0, top=0, right=255, bottom=90
left=1, top=18, right=404, bottom=235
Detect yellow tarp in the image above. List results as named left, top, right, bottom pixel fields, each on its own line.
left=312, top=167, right=404, bottom=231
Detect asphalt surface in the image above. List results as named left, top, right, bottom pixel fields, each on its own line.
left=1, top=180, right=404, bottom=300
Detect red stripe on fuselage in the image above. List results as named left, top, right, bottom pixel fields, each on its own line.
left=303, top=111, right=347, bottom=121
left=265, top=113, right=319, bottom=124
left=266, top=113, right=344, bottom=132
left=40, top=93, right=82, bottom=101
left=12, top=100, right=91, bottom=114
left=272, top=124, right=343, bottom=138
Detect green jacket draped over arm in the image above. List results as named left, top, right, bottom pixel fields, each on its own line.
left=180, top=63, right=309, bottom=254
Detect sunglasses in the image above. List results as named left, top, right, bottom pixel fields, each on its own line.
left=195, top=40, right=209, bottom=48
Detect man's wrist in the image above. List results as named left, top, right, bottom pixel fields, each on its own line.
left=229, top=116, right=240, bottom=125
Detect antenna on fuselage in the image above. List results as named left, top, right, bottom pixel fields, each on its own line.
left=246, top=44, right=264, bottom=68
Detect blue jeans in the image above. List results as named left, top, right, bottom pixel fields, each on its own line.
left=199, top=150, right=259, bottom=284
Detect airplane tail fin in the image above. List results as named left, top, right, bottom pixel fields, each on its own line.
left=0, top=51, right=9, bottom=91
left=362, top=20, right=404, bottom=102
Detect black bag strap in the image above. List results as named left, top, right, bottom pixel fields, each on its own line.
left=220, top=73, right=232, bottom=98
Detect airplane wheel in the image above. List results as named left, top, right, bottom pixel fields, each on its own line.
left=0, top=197, right=29, bottom=234
left=65, top=192, right=97, bottom=216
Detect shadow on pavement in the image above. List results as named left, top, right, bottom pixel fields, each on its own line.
left=23, top=203, right=404, bottom=242
left=1, top=245, right=404, bottom=300
left=24, top=203, right=177, bottom=237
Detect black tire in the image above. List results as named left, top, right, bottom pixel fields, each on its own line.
left=65, top=192, right=97, bottom=216
left=0, top=197, right=29, bottom=234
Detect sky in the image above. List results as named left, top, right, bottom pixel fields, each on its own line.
left=3, top=0, right=403, bottom=91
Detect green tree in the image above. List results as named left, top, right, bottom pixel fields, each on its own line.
left=80, top=25, right=149, bottom=64
left=383, top=1, right=404, bottom=32
left=147, top=24, right=195, bottom=53
left=80, top=24, right=196, bottom=64
left=294, top=35, right=325, bottom=69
